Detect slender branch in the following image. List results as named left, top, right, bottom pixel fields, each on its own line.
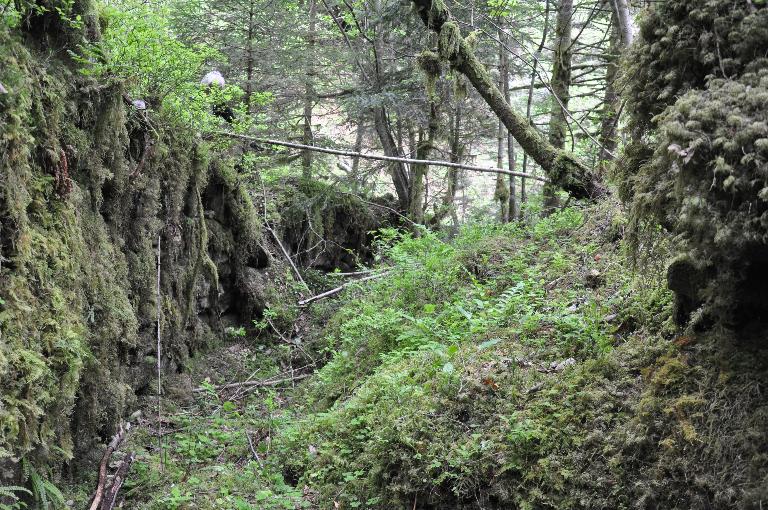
left=298, top=272, right=389, bottom=306
left=213, top=131, right=549, bottom=182
left=193, top=373, right=312, bottom=393
left=89, top=426, right=129, bottom=510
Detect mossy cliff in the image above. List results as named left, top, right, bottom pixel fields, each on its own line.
left=0, top=13, right=273, bottom=480
left=621, top=0, right=768, bottom=330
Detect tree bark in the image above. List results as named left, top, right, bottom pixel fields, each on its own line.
left=522, top=0, right=551, bottom=218
left=430, top=100, right=463, bottom=230
left=494, top=28, right=510, bottom=222
left=302, top=0, right=317, bottom=177
left=411, top=0, right=606, bottom=200
left=599, top=7, right=621, bottom=170
left=374, top=107, right=411, bottom=210
left=410, top=103, right=438, bottom=223
left=544, top=0, right=574, bottom=213
left=612, top=0, right=633, bottom=46
left=245, top=4, right=255, bottom=115
left=500, top=27, right=516, bottom=221
left=351, top=121, right=365, bottom=191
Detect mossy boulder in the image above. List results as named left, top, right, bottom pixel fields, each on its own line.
left=622, top=1, right=768, bottom=329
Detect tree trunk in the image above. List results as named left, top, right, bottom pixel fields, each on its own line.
left=411, top=0, right=606, bottom=201
left=522, top=0, right=551, bottom=218
left=612, top=0, right=633, bottom=46
left=302, top=0, right=317, bottom=177
left=372, top=0, right=411, bottom=211
left=500, top=28, right=516, bottom=221
left=351, top=121, right=365, bottom=192
left=544, top=0, right=574, bottom=214
left=410, top=103, right=438, bottom=224
left=245, top=4, right=255, bottom=115
left=374, top=107, right=411, bottom=210
left=431, top=101, right=463, bottom=230
left=494, top=29, right=510, bottom=222
left=599, top=7, right=621, bottom=171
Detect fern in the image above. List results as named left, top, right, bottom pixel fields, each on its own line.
left=20, top=459, right=64, bottom=510
left=0, top=485, right=31, bottom=510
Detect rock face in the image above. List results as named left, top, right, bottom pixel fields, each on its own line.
left=0, top=24, right=274, bottom=477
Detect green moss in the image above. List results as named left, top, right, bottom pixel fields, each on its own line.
left=0, top=22, right=271, bottom=480
left=622, top=1, right=768, bottom=327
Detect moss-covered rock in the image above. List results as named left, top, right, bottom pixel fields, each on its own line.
left=622, top=0, right=768, bottom=329
left=276, top=178, right=391, bottom=272
left=0, top=17, right=272, bottom=482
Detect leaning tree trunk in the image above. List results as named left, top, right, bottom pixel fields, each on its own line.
left=544, top=0, right=574, bottom=214
left=411, top=0, right=606, bottom=200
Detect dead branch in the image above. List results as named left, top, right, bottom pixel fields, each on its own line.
left=327, top=270, right=376, bottom=277
left=100, top=452, right=135, bottom=510
left=213, top=132, right=549, bottom=182
left=89, top=425, right=129, bottom=510
left=192, top=373, right=312, bottom=393
left=298, top=272, right=389, bottom=306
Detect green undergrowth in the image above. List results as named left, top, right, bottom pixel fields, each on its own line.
left=115, top=200, right=768, bottom=508
left=270, top=202, right=682, bottom=508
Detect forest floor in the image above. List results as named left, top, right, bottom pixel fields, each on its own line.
left=67, top=201, right=712, bottom=509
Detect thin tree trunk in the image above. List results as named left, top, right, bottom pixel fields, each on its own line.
left=245, top=4, right=255, bottom=115
left=302, top=0, right=317, bottom=177
left=431, top=101, right=463, bottom=230
left=410, top=103, right=438, bottom=224
left=500, top=27, right=516, bottom=221
left=599, top=8, right=621, bottom=171
left=372, top=0, right=411, bottom=211
left=374, top=107, right=411, bottom=210
left=522, top=0, right=551, bottom=219
left=411, top=0, right=606, bottom=200
left=612, top=0, right=633, bottom=46
left=544, top=0, right=574, bottom=214
left=351, top=121, right=365, bottom=191
left=494, top=28, right=510, bottom=222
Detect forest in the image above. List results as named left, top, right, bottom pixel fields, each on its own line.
left=1, top=0, right=767, bottom=508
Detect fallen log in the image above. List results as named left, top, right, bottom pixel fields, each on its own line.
left=100, top=452, right=135, bottom=510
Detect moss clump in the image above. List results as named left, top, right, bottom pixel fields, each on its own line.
left=437, top=20, right=461, bottom=62
left=416, top=50, right=441, bottom=99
